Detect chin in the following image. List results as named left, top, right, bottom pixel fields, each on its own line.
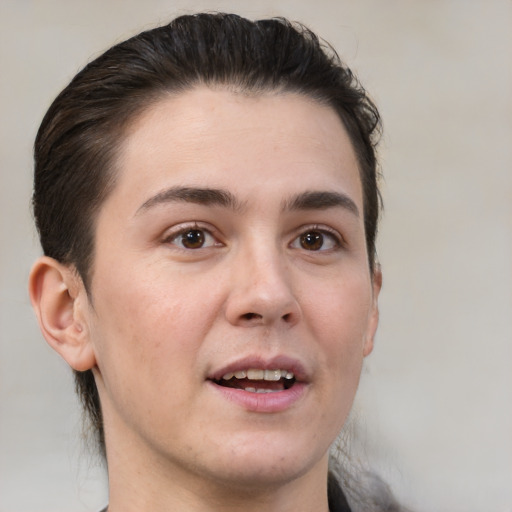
left=208, top=458, right=319, bottom=493
left=194, top=432, right=329, bottom=491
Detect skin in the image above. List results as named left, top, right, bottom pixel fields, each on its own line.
left=29, top=87, right=381, bottom=512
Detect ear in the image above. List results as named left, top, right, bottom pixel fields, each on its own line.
left=29, top=256, right=96, bottom=371
left=363, top=264, right=382, bottom=357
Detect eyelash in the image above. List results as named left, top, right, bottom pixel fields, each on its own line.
left=289, top=225, right=343, bottom=252
left=163, top=223, right=222, bottom=250
left=162, top=224, right=343, bottom=252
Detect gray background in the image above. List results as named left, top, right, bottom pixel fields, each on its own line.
left=1, top=1, right=511, bottom=511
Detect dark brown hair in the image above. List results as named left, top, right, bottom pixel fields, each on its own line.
left=33, top=12, right=382, bottom=457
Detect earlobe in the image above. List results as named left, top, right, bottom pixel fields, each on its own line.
left=363, top=265, right=382, bottom=357
left=29, top=256, right=96, bottom=371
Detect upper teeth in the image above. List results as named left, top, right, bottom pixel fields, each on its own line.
left=222, top=369, right=295, bottom=381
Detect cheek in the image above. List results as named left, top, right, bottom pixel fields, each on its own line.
left=302, top=271, right=372, bottom=393
left=89, top=264, right=223, bottom=387
left=304, top=270, right=372, bottom=343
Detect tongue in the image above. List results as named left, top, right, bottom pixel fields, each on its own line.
left=223, top=378, right=285, bottom=391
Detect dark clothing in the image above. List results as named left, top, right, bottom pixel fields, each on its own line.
left=328, top=472, right=352, bottom=512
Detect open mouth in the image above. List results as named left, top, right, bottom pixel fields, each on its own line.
left=213, top=369, right=296, bottom=393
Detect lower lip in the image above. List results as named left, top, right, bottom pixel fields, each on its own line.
left=207, top=381, right=307, bottom=413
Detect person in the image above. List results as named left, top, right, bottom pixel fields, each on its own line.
left=28, top=12, right=405, bottom=512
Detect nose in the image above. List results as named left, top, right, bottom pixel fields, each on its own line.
left=224, top=244, right=301, bottom=328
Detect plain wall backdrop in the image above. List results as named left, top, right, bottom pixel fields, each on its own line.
left=1, top=1, right=511, bottom=511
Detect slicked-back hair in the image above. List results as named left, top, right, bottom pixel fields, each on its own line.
left=33, top=12, right=382, bottom=457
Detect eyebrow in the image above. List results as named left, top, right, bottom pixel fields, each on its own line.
left=136, top=186, right=359, bottom=217
left=136, top=186, right=244, bottom=214
left=284, top=190, right=359, bottom=217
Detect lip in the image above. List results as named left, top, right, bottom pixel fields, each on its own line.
left=207, top=355, right=309, bottom=413
left=207, top=381, right=307, bottom=413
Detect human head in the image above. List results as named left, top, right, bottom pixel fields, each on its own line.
left=32, top=12, right=381, bottom=456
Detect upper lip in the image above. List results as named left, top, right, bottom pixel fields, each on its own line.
left=208, top=355, right=309, bottom=383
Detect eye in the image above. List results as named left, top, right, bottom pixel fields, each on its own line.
left=291, top=229, right=340, bottom=251
left=167, top=227, right=218, bottom=250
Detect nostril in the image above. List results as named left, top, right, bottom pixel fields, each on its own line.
left=242, top=312, right=262, bottom=321
left=240, top=312, right=294, bottom=323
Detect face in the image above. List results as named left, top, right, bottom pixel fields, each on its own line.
left=83, top=88, right=380, bottom=491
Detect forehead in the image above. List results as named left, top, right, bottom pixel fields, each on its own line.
left=111, top=87, right=362, bottom=212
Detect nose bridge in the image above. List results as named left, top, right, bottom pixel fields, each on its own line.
left=245, top=238, right=288, bottom=296
left=225, top=231, right=300, bottom=327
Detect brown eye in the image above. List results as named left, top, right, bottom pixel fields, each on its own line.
left=164, top=225, right=219, bottom=251
left=300, top=231, right=324, bottom=251
left=181, top=229, right=206, bottom=249
left=167, top=228, right=218, bottom=250
left=291, top=229, right=339, bottom=252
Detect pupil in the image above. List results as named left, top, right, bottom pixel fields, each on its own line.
left=301, top=231, right=323, bottom=251
left=183, top=229, right=204, bottom=248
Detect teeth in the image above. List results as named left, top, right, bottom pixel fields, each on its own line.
left=221, top=369, right=295, bottom=381
left=245, top=387, right=279, bottom=393
left=247, top=369, right=265, bottom=380
left=264, top=369, right=281, bottom=381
